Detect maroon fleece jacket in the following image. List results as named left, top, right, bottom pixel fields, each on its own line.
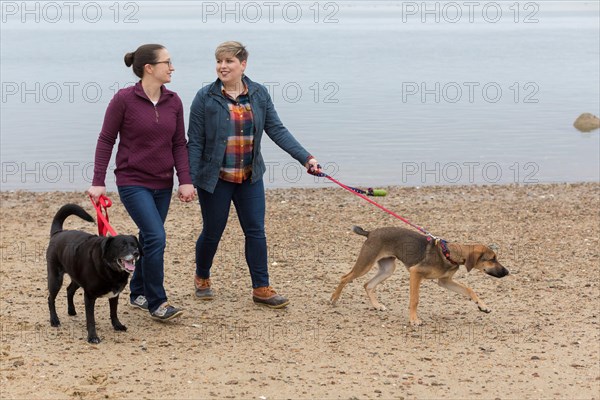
left=92, top=81, right=192, bottom=189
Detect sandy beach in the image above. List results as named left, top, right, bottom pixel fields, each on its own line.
left=1, top=182, right=598, bottom=399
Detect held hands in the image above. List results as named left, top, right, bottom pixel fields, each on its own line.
left=87, top=186, right=106, bottom=204
left=178, top=184, right=196, bottom=202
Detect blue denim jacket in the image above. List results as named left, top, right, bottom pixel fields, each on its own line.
left=187, top=76, right=312, bottom=193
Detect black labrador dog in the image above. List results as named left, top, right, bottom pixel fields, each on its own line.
left=46, top=204, right=141, bottom=343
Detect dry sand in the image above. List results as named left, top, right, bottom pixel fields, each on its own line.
left=1, top=182, right=599, bottom=399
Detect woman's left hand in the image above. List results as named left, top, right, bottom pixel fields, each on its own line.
left=178, top=184, right=195, bottom=202
left=305, top=158, right=322, bottom=175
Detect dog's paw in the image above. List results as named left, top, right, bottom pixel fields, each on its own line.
left=410, top=318, right=423, bottom=327
left=87, top=336, right=101, bottom=344
left=68, top=309, right=77, bottom=316
left=478, top=305, right=492, bottom=313
left=374, top=304, right=387, bottom=311
left=113, top=323, right=127, bottom=332
left=50, top=318, right=60, bottom=327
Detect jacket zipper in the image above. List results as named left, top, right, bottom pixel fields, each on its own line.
left=154, top=105, right=159, bottom=123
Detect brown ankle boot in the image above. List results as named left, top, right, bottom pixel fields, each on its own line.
left=194, top=276, right=214, bottom=300
left=252, top=286, right=289, bottom=309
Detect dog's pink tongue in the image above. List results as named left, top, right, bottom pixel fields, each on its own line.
left=124, top=260, right=135, bottom=272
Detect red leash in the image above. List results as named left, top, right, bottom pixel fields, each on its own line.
left=310, top=169, right=429, bottom=235
left=89, top=195, right=118, bottom=237
left=308, top=166, right=459, bottom=265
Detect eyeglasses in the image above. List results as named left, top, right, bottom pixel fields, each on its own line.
left=152, top=60, right=172, bottom=66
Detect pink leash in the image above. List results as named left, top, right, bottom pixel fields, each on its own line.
left=308, top=167, right=429, bottom=235
left=308, top=166, right=459, bottom=265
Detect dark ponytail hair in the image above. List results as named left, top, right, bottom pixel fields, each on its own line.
left=124, top=44, right=165, bottom=78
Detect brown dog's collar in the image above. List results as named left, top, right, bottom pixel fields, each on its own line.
left=428, top=236, right=461, bottom=266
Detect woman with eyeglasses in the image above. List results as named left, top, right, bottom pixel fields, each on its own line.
left=88, top=44, right=195, bottom=321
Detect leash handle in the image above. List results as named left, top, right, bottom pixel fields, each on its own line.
left=308, top=165, right=386, bottom=197
left=89, top=194, right=118, bottom=237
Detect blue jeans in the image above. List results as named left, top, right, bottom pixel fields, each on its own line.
left=195, top=178, right=268, bottom=288
left=118, top=186, right=172, bottom=313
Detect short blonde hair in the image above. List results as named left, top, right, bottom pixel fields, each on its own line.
left=215, top=41, right=248, bottom=62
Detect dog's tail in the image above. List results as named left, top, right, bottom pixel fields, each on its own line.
left=50, top=204, right=95, bottom=236
left=352, top=226, right=370, bottom=237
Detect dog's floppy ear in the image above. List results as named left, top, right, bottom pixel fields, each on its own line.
left=133, top=235, right=143, bottom=256
left=465, top=245, right=483, bottom=272
left=101, top=236, right=114, bottom=262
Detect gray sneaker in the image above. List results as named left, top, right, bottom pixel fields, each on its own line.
left=130, top=295, right=148, bottom=310
left=150, top=303, right=183, bottom=321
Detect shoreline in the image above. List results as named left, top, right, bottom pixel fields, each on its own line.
left=1, top=179, right=598, bottom=194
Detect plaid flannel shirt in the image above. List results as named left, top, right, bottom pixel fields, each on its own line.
left=219, top=86, right=254, bottom=183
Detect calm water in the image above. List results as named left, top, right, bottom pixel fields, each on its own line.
left=1, top=1, right=599, bottom=191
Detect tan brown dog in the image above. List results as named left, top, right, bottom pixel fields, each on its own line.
left=331, top=226, right=509, bottom=326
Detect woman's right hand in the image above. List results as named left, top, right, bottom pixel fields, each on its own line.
left=87, top=186, right=106, bottom=204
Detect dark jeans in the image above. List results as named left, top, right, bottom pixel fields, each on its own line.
left=195, top=178, right=268, bottom=288
left=118, top=186, right=172, bottom=313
